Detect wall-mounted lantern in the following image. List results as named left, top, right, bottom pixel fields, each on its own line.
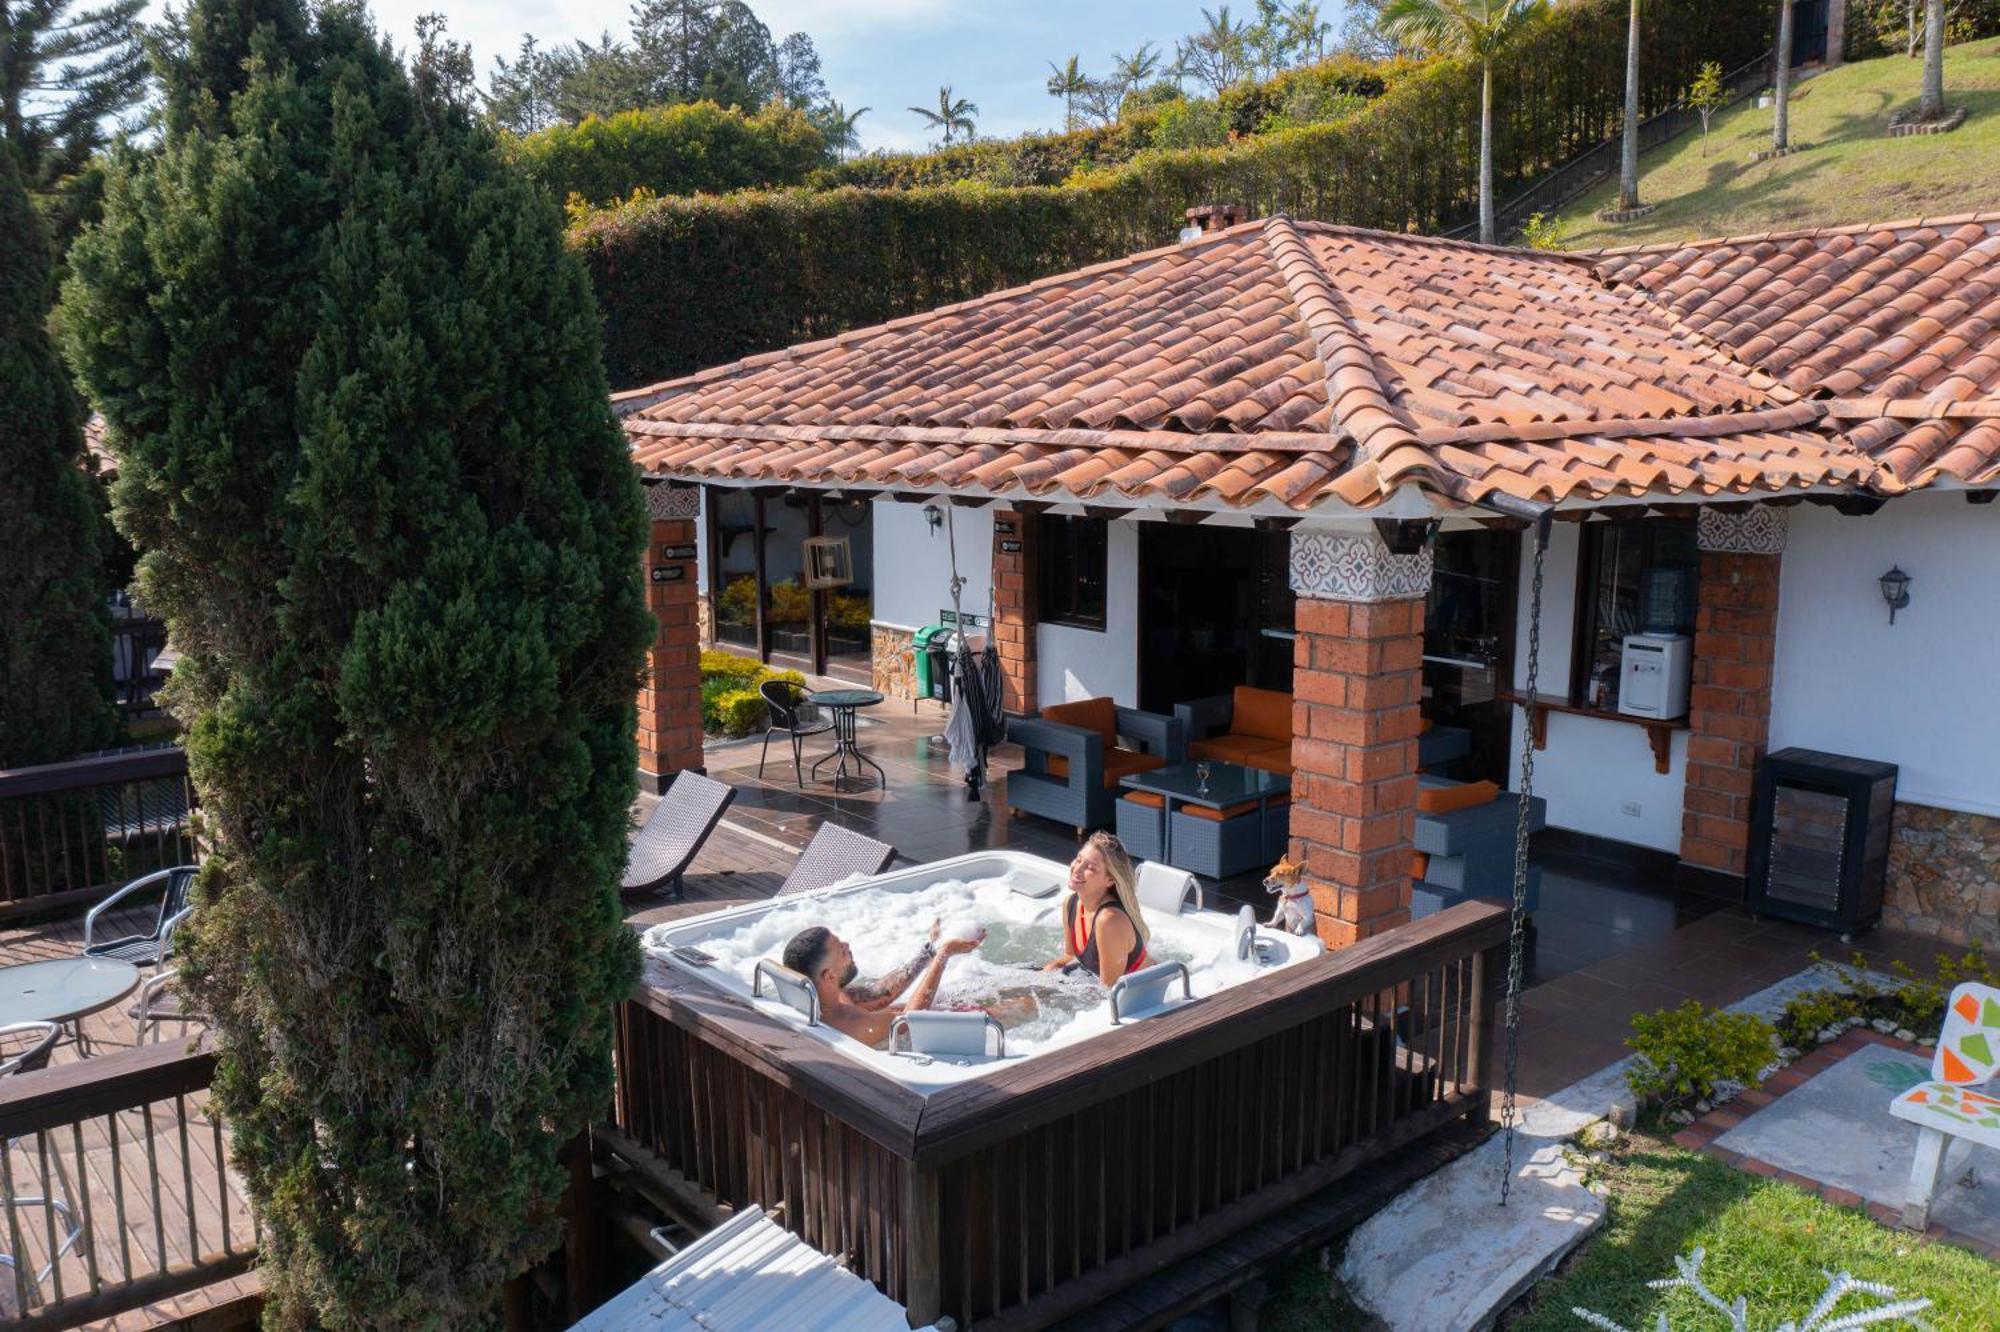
left=1878, top=565, right=1911, bottom=624
left=923, top=503, right=945, bottom=535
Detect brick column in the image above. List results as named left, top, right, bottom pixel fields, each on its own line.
left=1286, top=530, right=1430, bottom=949
left=991, top=508, right=1038, bottom=715
left=637, top=484, right=705, bottom=794
left=1679, top=507, right=1786, bottom=884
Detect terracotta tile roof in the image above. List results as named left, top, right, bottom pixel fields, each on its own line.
left=620, top=217, right=1898, bottom=511
left=1595, top=213, right=2000, bottom=488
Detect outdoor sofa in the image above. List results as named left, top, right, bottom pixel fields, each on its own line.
left=1174, top=685, right=1294, bottom=776
left=1410, top=775, right=1545, bottom=918
left=1005, top=698, right=1182, bottom=833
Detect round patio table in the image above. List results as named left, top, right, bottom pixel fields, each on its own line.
left=0, top=956, right=141, bottom=1055
left=806, top=688, right=887, bottom=790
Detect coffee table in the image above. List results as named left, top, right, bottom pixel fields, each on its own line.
left=806, top=688, right=887, bottom=790
left=0, top=955, right=142, bottom=1056
left=1119, top=760, right=1290, bottom=878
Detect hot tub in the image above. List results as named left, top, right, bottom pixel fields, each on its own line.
left=639, top=850, right=1321, bottom=1094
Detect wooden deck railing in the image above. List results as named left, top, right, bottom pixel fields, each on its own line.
left=0, top=747, right=197, bottom=922
left=0, top=1037, right=254, bottom=1329
left=605, top=901, right=1508, bottom=1327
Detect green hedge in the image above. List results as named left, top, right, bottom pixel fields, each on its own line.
left=1843, top=2, right=2000, bottom=62
left=505, top=101, right=826, bottom=207
left=575, top=0, right=1772, bottom=388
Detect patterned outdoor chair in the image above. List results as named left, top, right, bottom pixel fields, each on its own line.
left=758, top=679, right=835, bottom=787
left=621, top=772, right=736, bottom=901
left=83, top=865, right=197, bottom=969
left=777, top=823, right=896, bottom=897
left=1890, top=981, right=2000, bottom=1230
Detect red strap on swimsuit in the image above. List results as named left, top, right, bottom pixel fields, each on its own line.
left=1064, top=894, right=1148, bottom=977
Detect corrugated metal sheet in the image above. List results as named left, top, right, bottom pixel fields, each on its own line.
left=572, top=1209, right=928, bottom=1332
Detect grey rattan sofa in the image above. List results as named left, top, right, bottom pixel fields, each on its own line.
left=1004, top=698, right=1182, bottom=834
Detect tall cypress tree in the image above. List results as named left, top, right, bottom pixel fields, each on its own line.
left=58, top=2, right=651, bottom=1323
left=0, top=139, right=115, bottom=769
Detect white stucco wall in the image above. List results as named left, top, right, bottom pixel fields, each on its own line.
left=870, top=499, right=994, bottom=631
left=1769, top=494, right=2000, bottom=817
left=1038, top=519, right=1141, bottom=708
left=1506, top=522, right=1692, bottom=853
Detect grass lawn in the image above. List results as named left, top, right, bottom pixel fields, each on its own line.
left=1553, top=39, right=2000, bottom=251
left=1505, top=1136, right=2000, bottom=1331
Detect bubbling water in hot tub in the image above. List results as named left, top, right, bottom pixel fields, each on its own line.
left=656, top=874, right=1257, bottom=1053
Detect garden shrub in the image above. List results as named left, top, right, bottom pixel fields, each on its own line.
left=698, top=649, right=804, bottom=734
left=574, top=0, right=1773, bottom=388
left=506, top=100, right=827, bottom=207
left=709, top=687, right=767, bottom=736
left=1778, top=986, right=1861, bottom=1046
left=58, top=3, right=650, bottom=1322
left=1626, top=1000, right=1777, bottom=1113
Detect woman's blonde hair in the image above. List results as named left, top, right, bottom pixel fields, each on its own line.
left=1084, top=830, right=1149, bottom=951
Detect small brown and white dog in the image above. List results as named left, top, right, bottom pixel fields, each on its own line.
left=1263, top=855, right=1315, bottom=936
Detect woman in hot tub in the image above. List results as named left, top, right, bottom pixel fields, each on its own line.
left=1043, top=831, right=1151, bottom=986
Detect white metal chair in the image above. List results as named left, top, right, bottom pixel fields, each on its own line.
left=0, top=1023, right=86, bottom=1316
left=129, top=969, right=202, bottom=1044
left=83, top=865, right=197, bottom=969
left=1890, top=981, right=2000, bottom=1230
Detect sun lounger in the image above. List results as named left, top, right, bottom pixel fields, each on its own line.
left=621, top=772, right=735, bottom=900
left=776, top=823, right=896, bottom=897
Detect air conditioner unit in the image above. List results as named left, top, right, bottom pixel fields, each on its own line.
left=1617, top=633, right=1690, bottom=720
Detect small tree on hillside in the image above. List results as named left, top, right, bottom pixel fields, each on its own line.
left=58, top=2, right=650, bottom=1323
left=1687, top=60, right=1724, bottom=155
left=0, top=141, right=116, bottom=770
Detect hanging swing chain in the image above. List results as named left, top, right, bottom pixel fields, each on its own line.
left=1499, top=516, right=1548, bottom=1207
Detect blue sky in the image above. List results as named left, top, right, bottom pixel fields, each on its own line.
left=142, top=2, right=1360, bottom=153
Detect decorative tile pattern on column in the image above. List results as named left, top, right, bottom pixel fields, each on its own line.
left=638, top=511, right=705, bottom=793
left=1696, top=506, right=1788, bottom=556
left=646, top=482, right=702, bottom=521
left=992, top=509, right=1037, bottom=715
left=1289, top=530, right=1433, bottom=603
left=1680, top=541, right=1782, bottom=879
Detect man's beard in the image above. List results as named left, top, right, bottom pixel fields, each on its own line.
left=842, top=959, right=859, bottom=986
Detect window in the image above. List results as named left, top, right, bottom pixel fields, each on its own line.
left=1570, top=518, right=1697, bottom=710
left=1037, top=514, right=1108, bottom=630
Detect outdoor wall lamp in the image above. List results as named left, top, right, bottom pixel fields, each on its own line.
left=1878, top=565, right=1911, bottom=624
left=923, top=503, right=944, bottom=534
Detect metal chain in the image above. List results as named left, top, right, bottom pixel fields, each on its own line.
left=1499, top=518, right=1546, bottom=1207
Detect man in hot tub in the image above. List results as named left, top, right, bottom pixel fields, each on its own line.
left=782, top=920, right=985, bottom=1047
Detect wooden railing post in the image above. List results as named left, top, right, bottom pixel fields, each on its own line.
left=1464, top=942, right=1495, bottom=1127
left=900, top=1159, right=941, bottom=1329
left=562, top=1128, right=605, bottom=1322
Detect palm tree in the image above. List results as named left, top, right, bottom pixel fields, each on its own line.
left=1046, top=55, right=1088, bottom=132
left=1617, top=0, right=1643, bottom=212
left=1919, top=0, right=1946, bottom=120
left=1380, top=0, right=1549, bottom=246
left=821, top=101, right=869, bottom=160
left=910, top=86, right=978, bottom=146
left=1111, top=42, right=1163, bottom=95
left=1772, top=0, right=1794, bottom=152
left=1287, top=1, right=1332, bottom=63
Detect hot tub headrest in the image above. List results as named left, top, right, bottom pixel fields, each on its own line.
left=752, top=959, right=821, bottom=1026
left=1136, top=861, right=1202, bottom=916
left=892, top=1010, right=1005, bottom=1059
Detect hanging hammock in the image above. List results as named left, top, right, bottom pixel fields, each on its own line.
left=939, top=507, right=1006, bottom=799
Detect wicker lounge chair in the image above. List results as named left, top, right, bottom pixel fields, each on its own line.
left=1005, top=699, right=1182, bottom=833
left=621, top=772, right=736, bottom=900
left=84, top=865, right=196, bottom=969
left=777, top=823, right=896, bottom=897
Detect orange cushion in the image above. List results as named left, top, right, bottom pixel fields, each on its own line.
left=1189, top=734, right=1280, bottom=766
left=1242, top=743, right=1293, bottom=777
left=1231, top=687, right=1293, bottom=743
left=1411, top=851, right=1430, bottom=879
left=1178, top=799, right=1261, bottom=822
left=1417, top=779, right=1500, bottom=815
left=1100, top=749, right=1167, bottom=790
left=1121, top=790, right=1165, bottom=809
left=1042, top=698, right=1116, bottom=746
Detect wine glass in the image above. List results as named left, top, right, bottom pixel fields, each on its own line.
left=1195, top=761, right=1211, bottom=796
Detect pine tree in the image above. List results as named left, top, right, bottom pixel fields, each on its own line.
left=0, top=140, right=115, bottom=769
left=57, top=2, right=651, bottom=1323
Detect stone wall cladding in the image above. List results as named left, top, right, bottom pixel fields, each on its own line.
left=873, top=623, right=916, bottom=701
left=991, top=508, right=1037, bottom=714
left=1885, top=803, right=2000, bottom=951
left=1681, top=548, right=1781, bottom=878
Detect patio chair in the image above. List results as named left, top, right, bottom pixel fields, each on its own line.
left=129, top=969, right=202, bottom=1045
left=1890, top=981, right=2000, bottom=1231
left=1005, top=699, right=1182, bottom=834
left=621, top=772, right=736, bottom=901
left=757, top=679, right=835, bottom=787
left=83, top=864, right=197, bottom=969
left=0, top=1022, right=85, bottom=1319
left=0, top=1022, right=60, bottom=1078
left=776, top=823, right=895, bottom=897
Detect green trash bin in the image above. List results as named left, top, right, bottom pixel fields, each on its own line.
left=912, top=624, right=952, bottom=703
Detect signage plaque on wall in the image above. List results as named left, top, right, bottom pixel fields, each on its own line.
left=994, top=520, right=1016, bottom=535
left=999, top=539, right=1023, bottom=554
left=649, top=566, right=686, bottom=583
left=660, top=544, right=698, bottom=561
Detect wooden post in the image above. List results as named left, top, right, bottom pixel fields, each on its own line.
left=900, top=1160, right=942, bottom=1329
left=1465, top=945, right=1493, bottom=1127
left=563, top=1129, right=604, bottom=1323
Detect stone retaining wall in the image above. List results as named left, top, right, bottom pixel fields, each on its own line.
left=873, top=623, right=916, bottom=701
left=1884, top=803, right=2000, bottom=951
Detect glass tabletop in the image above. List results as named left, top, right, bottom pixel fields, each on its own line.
left=807, top=689, right=886, bottom=708
left=0, top=955, right=142, bottom=1025
left=1120, top=760, right=1290, bottom=807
